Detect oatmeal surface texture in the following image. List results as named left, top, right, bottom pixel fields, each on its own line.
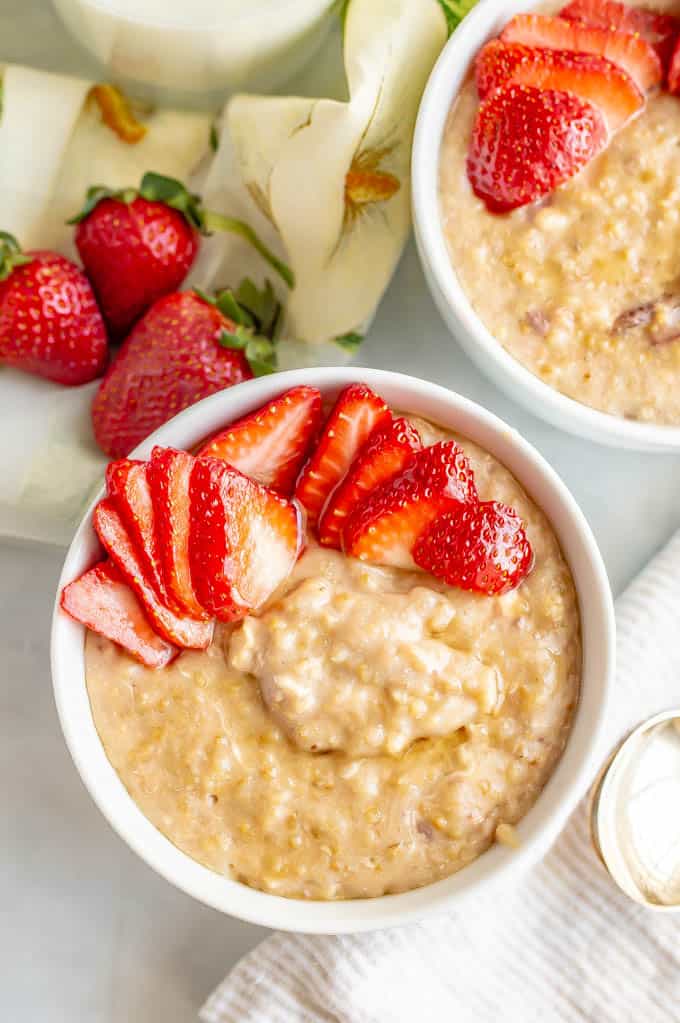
left=86, top=417, right=581, bottom=900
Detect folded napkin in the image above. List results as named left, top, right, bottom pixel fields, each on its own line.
left=201, top=530, right=680, bottom=1023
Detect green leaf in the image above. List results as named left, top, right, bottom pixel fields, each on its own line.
left=139, top=171, right=204, bottom=230
left=334, top=331, right=364, bottom=353
left=234, top=278, right=279, bottom=334
left=218, top=326, right=250, bottom=350
left=247, top=355, right=277, bottom=377
left=0, top=232, right=32, bottom=281
left=209, top=120, right=219, bottom=152
left=218, top=327, right=278, bottom=376
left=214, top=276, right=281, bottom=376
left=67, top=184, right=137, bottom=224
left=435, top=0, right=479, bottom=35
left=245, top=334, right=278, bottom=376
left=215, top=290, right=255, bottom=327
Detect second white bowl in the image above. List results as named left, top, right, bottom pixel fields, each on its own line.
left=412, top=0, right=680, bottom=452
left=51, top=367, right=615, bottom=932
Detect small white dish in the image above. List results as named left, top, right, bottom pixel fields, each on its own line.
left=411, top=0, right=680, bottom=452
left=51, top=367, right=615, bottom=933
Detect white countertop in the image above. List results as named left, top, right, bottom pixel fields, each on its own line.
left=3, top=4, right=680, bottom=1021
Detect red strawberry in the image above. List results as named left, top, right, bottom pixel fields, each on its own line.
left=318, top=416, right=422, bottom=550
left=413, top=501, right=534, bottom=596
left=72, top=173, right=294, bottom=339
left=147, top=446, right=210, bottom=613
left=74, top=195, right=198, bottom=339
left=475, top=41, right=644, bottom=131
left=60, top=560, right=177, bottom=668
left=343, top=441, right=478, bottom=569
left=669, top=34, right=680, bottom=93
left=501, top=14, right=663, bottom=90
left=93, top=498, right=214, bottom=649
left=0, top=237, right=107, bottom=386
left=106, top=458, right=168, bottom=603
left=91, top=291, right=252, bottom=458
left=189, top=458, right=302, bottom=621
left=561, top=0, right=680, bottom=72
left=467, top=83, right=608, bottom=213
left=295, top=384, right=391, bottom=528
left=147, top=446, right=209, bottom=621
left=198, top=386, right=323, bottom=495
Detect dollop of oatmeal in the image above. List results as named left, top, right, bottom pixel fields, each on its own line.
left=229, top=577, right=500, bottom=757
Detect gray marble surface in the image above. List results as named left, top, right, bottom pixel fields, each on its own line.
left=3, top=4, right=680, bottom=1022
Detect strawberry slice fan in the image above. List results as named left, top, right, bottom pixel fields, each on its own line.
left=466, top=0, right=680, bottom=213
left=61, top=384, right=535, bottom=665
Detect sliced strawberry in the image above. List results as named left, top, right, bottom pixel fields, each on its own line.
left=106, top=458, right=169, bottom=603
left=413, top=501, right=534, bottom=596
left=669, top=34, right=680, bottom=93
left=189, top=458, right=302, bottom=621
left=60, top=560, right=177, bottom=668
left=318, top=417, right=422, bottom=550
left=501, top=14, right=663, bottom=90
left=147, top=447, right=209, bottom=621
left=475, top=41, right=644, bottom=131
left=198, top=386, right=323, bottom=495
left=343, top=441, right=478, bottom=569
left=561, top=0, right=680, bottom=72
left=467, top=83, right=608, bottom=213
left=294, top=384, right=391, bottom=528
left=93, top=498, right=214, bottom=649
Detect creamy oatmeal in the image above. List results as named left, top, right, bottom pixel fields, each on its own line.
left=85, top=417, right=581, bottom=900
left=441, top=36, right=680, bottom=425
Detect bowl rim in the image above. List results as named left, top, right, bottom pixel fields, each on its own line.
left=411, top=0, right=680, bottom=452
left=51, top=366, right=615, bottom=933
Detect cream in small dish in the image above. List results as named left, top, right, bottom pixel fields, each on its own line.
left=413, top=0, right=680, bottom=450
left=52, top=368, right=614, bottom=932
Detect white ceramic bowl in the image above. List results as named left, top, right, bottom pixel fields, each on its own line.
left=412, top=0, right=680, bottom=452
left=51, top=367, right=615, bottom=933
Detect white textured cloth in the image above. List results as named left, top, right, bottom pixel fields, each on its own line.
left=202, top=531, right=680, bottom=1023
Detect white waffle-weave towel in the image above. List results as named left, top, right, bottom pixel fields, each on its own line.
left=201, top=530, right=680, bottom=1023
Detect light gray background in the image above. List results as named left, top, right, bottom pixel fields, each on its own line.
left=3, top=3, right=680, bottom=1020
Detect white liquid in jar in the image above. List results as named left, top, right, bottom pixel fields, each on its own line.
left=52, top=0, right=335, bottom=102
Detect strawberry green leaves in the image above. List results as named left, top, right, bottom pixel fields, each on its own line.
left=212, top=279, right=282, bottom=376
left=0, top=232, right=31, bottom=282
left=436, top=0, right=480, bottom=36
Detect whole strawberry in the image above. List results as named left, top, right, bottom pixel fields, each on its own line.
left=72, top=173, right=294, bottom=340
left=91, top=281, right=281, bottom=457
left=0, top=232, right=108, bottom=386
left=73, top=176, right=199, bottom=339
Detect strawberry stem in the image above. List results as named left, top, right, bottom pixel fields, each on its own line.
left=202, top=210, right=295, bottom=289
left=0, top=232, right=32, bottom=282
